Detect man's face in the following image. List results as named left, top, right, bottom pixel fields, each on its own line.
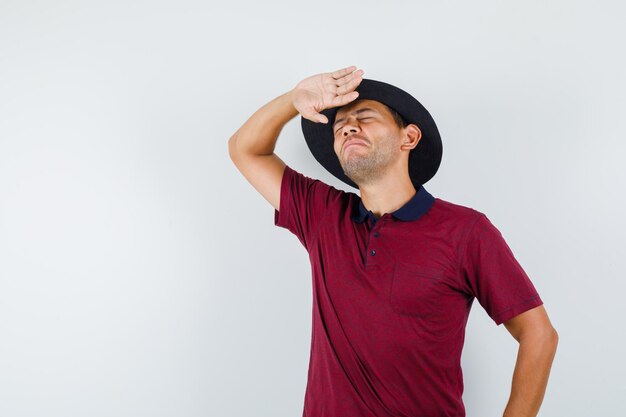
left=332, top=99, right=405, bottom=186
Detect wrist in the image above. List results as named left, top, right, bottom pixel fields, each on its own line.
left=282, top=89, right=299, bottom=118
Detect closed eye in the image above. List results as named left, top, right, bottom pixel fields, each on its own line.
left=334, top=118, right=374, bottom=133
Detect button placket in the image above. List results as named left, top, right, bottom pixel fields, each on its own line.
left=368, top=218, right=384, bottom=259
left=364, top=214, right=388, bottom=267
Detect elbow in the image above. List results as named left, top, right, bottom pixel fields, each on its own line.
left=550, top=327, right=559, bottom=351
left=544, top=328, right=559, bottom=363
left=544, top=324, right=558, bottom=346
left=520, top=324, right=559, bottom=352
left=228, top=135, right=239, bottom=161
left=537, top=326, right=559, bottom=355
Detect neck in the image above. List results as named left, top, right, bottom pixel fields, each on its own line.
left=358, top=170, right=417, bottom=218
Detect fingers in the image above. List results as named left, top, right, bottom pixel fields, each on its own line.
left=336, top=71, right=363, bottom=95
left=330, top=65, right=357, bottom=80
left=302, top=87, right=358, bottom=124
left=336, top=68, right=364, bottom=87
left=297, top=66, right=363, bottom=124
left=330, top=91, right=359, bottom=108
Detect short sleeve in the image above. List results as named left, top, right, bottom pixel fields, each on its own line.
left=273, top=165, right=336, bottom=251
left=460, top=213, right=543, bottom=325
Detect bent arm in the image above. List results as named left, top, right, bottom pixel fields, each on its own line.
left=227, top=91, right=298, bottom=211
left=228, top=90, right=298, bottom=157
left=502, top=306, right=559, bottom=417
left=227, top=66, right=362, bottom=211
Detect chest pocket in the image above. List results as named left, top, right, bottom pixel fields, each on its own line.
left=389, top=262, right=446, bottom=318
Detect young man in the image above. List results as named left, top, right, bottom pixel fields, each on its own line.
left=228, top=66, right=558, bottom=417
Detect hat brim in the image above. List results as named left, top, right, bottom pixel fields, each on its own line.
left=301, top=78, right=443, bottom=189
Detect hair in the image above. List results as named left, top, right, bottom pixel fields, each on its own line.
left=383, top=104, right=409, bottom=129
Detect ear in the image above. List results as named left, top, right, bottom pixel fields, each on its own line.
left=401, top=124, right=422, bottom=151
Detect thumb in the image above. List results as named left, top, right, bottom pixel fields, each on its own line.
left=303, top=110, right=328, bottom=124
left=316, top=114, right=328, bottom=124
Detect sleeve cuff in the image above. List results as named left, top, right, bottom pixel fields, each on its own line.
left=493, top=295, right=544, bottom=325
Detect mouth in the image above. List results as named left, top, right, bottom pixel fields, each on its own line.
left=343, top=138, right=368, bottom=152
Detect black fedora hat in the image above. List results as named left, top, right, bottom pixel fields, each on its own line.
left=301, top=78, right=443, bottom=190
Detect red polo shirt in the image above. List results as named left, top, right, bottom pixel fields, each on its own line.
left=273, top=165, right=543, bottom=417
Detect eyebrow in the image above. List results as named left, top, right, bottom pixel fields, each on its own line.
left=333, top=108, right=379, bottom=127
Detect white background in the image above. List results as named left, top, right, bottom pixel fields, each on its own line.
left=1, top=1, right=625, bottom=416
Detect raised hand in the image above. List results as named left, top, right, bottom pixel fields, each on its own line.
left=291, top=65, right=364, bottom=124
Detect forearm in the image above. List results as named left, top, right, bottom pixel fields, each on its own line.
left=228, top=90, right=299, bottom=157
left=503, top=330, right=558, bottom=417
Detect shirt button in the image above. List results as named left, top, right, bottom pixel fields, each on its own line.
left=370, top=250, right=376, bottom=256
left=374, top=231, right=379, bottom=237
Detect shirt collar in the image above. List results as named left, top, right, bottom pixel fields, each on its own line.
left=350, top=185, right=435, bottom=223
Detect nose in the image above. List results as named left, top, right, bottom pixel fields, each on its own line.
left=340, top=118, right=361, bottom=136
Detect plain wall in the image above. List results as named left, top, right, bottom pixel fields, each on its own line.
left=1, top=0, right=625, bottom=416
